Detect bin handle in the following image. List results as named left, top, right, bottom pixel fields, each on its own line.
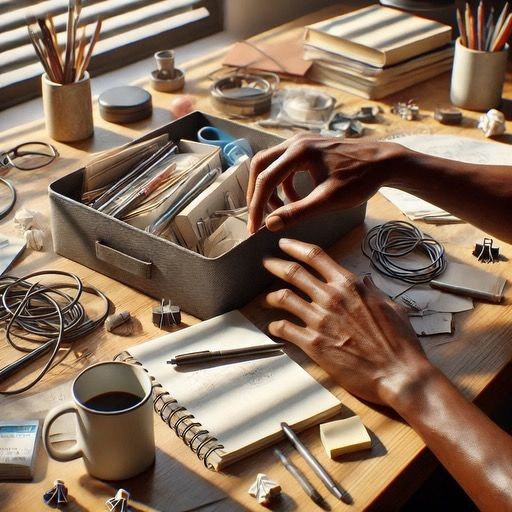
left=95, top=240, right=152, bottom=279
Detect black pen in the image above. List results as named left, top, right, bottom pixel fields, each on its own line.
left=167, top=343, right=286, bottom=366
left=281, top=422, right=351, bottom=504
left=275, top=449, right=326, bottom=507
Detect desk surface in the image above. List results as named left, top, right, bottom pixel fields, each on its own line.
left=1, top=3, right=512, bottom=511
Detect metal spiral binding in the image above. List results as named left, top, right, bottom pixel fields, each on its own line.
left=113, top=351, right=225, bottom=469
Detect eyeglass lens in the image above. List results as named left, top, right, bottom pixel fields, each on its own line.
left=9, top=142, right=57, bottom=170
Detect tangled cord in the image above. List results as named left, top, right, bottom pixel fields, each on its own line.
left=362, top=221, right=446, bottom=284
left=0, top=270, right=110, bottom=395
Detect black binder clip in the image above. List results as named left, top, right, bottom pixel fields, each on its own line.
left=473, top=238, right=500, bottom=263
left=152, top=299, right=181, bottom=328
left=43, top=479, right=68, bottom=508
left=434, top=106, right=463, bottom=125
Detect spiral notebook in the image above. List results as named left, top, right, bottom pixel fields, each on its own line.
left=115, top=310, right=341, bottom=470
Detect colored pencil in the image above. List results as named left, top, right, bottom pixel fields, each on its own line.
left=485, top=7, right=495, bottom=51
left=457, top=8, right=468, bottom=47
left=490, top=2, right=509, bottom=51
left=477, top=1, right=485, bottom=50
left=491, top=12, right=512, bottom=51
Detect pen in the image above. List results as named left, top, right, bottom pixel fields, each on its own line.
left=167, top=343, right=285, bottom=366
left=275, top=449, right=326, bottom=507
left=281, top=422, right=351, bottom=504
left=110, top=162, right=176, bottom=219
left=147, top=167, right=221, bottom=236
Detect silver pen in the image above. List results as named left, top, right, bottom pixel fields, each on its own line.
left=281, top=422, right=351, bottom=504
left=167, top=343, right=286, bottom=366
left=275, top=449, right=326, bottom=507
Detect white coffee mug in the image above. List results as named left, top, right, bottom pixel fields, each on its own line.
left=43, top=361, right=154, bottom=480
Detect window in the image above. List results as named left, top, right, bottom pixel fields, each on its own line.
left=0, top=0, right=223, bottom=109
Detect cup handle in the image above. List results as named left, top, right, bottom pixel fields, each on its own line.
left=43, top=401, right=83, bottom=462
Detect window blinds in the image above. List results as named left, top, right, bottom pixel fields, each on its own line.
left=0, top=0, right=222, bottom=109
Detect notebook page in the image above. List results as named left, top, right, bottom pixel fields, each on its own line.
left=128, top=310, right=341, bottom=462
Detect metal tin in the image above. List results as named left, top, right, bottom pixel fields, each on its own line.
left=98, top=86, right=153, bottom=123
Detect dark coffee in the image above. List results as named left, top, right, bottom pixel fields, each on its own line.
left=84, top=391, right=142, bottom=412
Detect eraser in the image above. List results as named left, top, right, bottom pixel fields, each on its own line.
left=320, top=416, right=372, bottom=458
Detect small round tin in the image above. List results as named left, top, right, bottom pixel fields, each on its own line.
left=98, top=86, right=153, bottom=123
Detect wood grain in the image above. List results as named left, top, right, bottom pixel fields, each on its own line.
left=1, top=2, right=511, bottom=511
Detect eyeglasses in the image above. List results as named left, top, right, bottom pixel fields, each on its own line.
left=0, top=142, right=59, bottom=171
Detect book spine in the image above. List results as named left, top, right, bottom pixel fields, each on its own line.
left=113, top=351, right=224, bottom=470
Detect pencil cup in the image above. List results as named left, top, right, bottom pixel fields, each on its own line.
left=450, top=38, right=509, bottom=111
left=42, top=72, right=94, bottom=142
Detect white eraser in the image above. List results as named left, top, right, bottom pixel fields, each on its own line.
left=320, top=416, right=372, bottom=458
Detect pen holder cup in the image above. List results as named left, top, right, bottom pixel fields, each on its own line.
left=450, top=38, right=509, bottom=111
left=42, top=72, right=94, bottom=142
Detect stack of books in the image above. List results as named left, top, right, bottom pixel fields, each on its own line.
left=303, top=5, right=453, bottom=99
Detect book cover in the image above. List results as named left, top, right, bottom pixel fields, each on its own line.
left=307, top=58, right=452, bottom=99
left=118, top=310, right=341, bottom=470
left=303, top=43, right=454, bottom=79
left=304, top=5, right=452, bottom=68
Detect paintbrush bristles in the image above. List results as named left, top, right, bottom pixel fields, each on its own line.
left=26, top=0, right=101, bottom=85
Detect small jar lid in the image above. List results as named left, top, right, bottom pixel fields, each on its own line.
left=98, top=86, right=153, bottom=123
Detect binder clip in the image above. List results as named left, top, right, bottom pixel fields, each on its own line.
left=152, top=299, right=181, bottom=328
left=353, top=105, right=382, bottom=123
left=43, top=479, right=68, bottom=508
left=328, top=113, right=365, bottom=138
left=391, top=100, right=420, bottom=121
left=248, top=473, right=281, bottom=506
left=473, top=238, right=500, bottom=263
left=434, top=107, right=462, bottom=125
left=105, top=489, right=129, bottom=512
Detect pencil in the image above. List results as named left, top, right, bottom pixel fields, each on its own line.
left=457, top=8, right=468, bottom=47
left=490, top=2, right=509, bottom=51
left=491, top=12, right=512, bottom=52
left=465, top=3, right=474, bottom=49
left=477, top=1, right=484, bottom=50
left=485, top=7, right=495, bottom=51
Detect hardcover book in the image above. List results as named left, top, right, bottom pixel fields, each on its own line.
left=304, top=5, right=452, bottom=68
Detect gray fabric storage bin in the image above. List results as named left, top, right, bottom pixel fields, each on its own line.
left=49, top=112, right=366, bottom=319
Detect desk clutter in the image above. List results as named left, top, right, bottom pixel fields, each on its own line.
left=50, top=111, right=365, bottom=319
left=115, top=310, right=342, bottom=471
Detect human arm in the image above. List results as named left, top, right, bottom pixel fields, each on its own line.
left=263, top=238, right=512, bottom=511
left=247, top=134, right=512, bottom=243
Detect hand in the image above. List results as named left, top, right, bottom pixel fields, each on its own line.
left=263, top=238, right=433, bottom=406
left=247, top=134, right=398, bottom=234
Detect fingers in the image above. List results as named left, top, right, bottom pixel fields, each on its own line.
left=266, top=288, right=322, bottom=325
left=246, top=139, right=290, bottom=205
left=263, top=256, right=327, bottom=302
left=277, top=238, right=353, bottom=284
left=267, top=319, right=310, bottom=349
left=263, top=183, right=331, bottom=232
left=247, top=151, right=300, bottom=233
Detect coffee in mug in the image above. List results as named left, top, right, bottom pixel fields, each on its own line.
left=43, top=361, right=154, bottom=480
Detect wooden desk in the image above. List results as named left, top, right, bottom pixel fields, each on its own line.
left=1, top=3, right=511, bottom=511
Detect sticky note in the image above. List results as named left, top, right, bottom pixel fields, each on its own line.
left=320, top=416, right=372, bottom=458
